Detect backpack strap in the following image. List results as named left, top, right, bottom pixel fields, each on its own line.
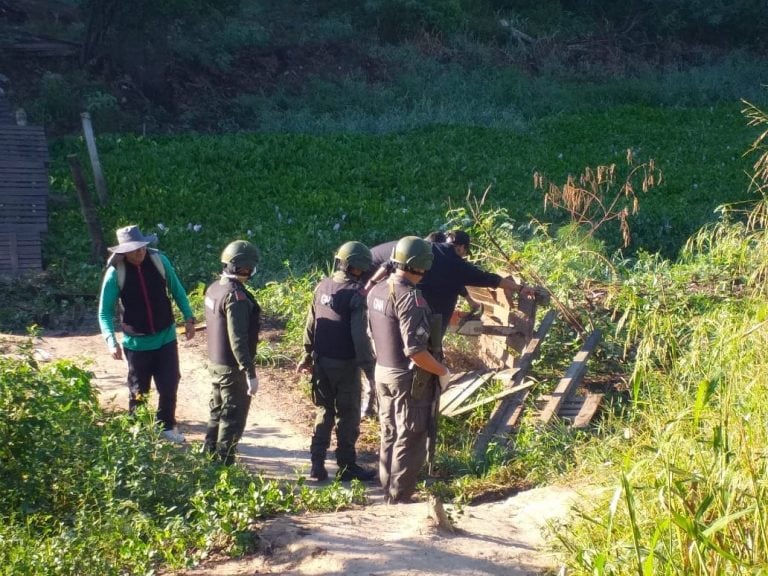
left=108, top=248, right=167, bottom=290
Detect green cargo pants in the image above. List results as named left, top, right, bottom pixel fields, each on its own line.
left=310, top=356, right=362, bottom=467
left=376, top=371, right=435, bottom=503
left=204, top=364, right=252, bottom=465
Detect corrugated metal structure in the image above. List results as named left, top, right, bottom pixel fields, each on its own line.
left=0, top=96, right=50, bottom=277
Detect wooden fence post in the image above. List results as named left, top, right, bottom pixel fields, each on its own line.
left=67, top=154, right=106, bottom=263
left=80, top=112, right=109, bottom=205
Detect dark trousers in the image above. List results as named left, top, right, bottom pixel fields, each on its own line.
left=124, top=340, right=180, bottom=430
left=310, top=356, right=362, bottom=467
left=377, top=373, right=434, bottom=503
left=204, top=366, right=252, bottom=465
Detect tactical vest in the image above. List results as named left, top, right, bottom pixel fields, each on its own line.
left=119, top=255, right=174, bottom=335
left=205, top=278, right=261, bottom=368
left=311, top=276, right=359, bottom=360
left=367, top=279, right=416, bottom=371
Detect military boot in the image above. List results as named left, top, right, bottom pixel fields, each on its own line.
left=310, top=460, right=328, bottom=481
left=337, top=463, right=376, bottom=482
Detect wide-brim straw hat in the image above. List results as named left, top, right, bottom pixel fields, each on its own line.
left=108, top=225, right=157, bottom=254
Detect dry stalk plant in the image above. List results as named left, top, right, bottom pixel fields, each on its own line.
left=534, top=149, right=662, bottom=248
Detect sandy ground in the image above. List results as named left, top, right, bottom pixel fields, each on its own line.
left=6, top=328, right=579, bottom=576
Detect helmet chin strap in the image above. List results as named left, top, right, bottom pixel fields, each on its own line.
left=392, top=261, right=421, bottom=275
left=223, top=263, right=255, bottom=281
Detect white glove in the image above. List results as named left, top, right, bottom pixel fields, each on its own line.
left=247, top=374, right=259, bottom=396
left=438, top=370, right=452, bottom=392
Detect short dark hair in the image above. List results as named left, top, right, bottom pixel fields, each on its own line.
left=425, top=231, right=446, bottom=243
left=446, top=230, right=471, bottom=251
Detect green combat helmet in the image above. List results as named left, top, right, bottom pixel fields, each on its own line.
left=221, top=240, right=260, bottom=274
left=391, top=236, right=434, bottom=272
left=335, top=241, right=372, bottom=273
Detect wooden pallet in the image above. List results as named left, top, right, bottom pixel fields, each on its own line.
left=445, top=284, right=605, bottom=459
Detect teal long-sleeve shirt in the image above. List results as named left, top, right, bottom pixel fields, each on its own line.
left=98, top=252, right=194, bottom=352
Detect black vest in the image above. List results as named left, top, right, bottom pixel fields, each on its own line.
left=367, top=279, right=414, bottom=371
left=119, top=257, right=173, bottom=335
left=311, top=276, right=358, bottom=360
left=205, top=278, right=261, bottom=368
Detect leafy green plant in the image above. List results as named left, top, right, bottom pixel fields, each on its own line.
left=0, top=341, right=360, bottom=575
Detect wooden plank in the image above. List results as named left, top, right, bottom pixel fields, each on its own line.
left=0, top=207, right=48, bottom=215
left=538, top=392, right=604, bottom=428
left=474, top=390, right=531, bottom=458
left=0, top=230, right=42, bottom=238
left=492, top=367, right=521, bottom=386
left=0, top=199, right=48, bottom=206
left=0, top=184, right=48, bottom=191
left=572, top=393, right=603, bottom=428
left=0, top=230, right=44, bottom=236
left=439, top=371, right=494, bottom=415
left=0, top=201, right=49, bottom=209
left=445, top=380, right=535, bottom=417
left=0, top=219, right=47, bottom=227
left=472, top=309, right=558, bottom=460
left=0, top=225, right=47, bottom=232
left=466, top=286, right=507, bottom=308
left=439, top=371, right=483, bottom=409
left=0, top=175, right=48, bottom=184
left=0, top=245, right=40, bottom=254
left=0, top=210, right=48, bottom=217
left=0, top=188, right=49, bottom=196
left=0, top=157, right=48, bottom=166
left=0, top=169, right=48, bottom=178
left=538, top=330, right=602, bottom=424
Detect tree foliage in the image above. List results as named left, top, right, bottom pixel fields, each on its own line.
left=78, top=0, right=241, bottom=106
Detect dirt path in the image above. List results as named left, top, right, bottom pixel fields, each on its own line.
left=15, top=329, right=577, bottom=576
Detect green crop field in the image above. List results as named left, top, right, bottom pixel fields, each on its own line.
left=46, top=103, right=754, bottom=296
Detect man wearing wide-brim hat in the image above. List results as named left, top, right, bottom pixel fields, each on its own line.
left=97, top=224, right=196, bottom=443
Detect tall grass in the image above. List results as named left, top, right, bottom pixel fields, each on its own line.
left=552, top=105, right=768, bottom=575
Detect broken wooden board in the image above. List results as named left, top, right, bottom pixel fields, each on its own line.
left=472, top=309, right=558, bottom=460
left=538, top=330, right=602, bottom=424
left=445, top=380, right=534, bottom=418
left=473, top=390, right=530, bottom=459
left=439, top=371, right=495, bottom=415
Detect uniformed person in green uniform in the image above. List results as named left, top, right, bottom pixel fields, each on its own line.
left=366, top=236, right=452, bottom=503
left=203, top=240, right=262, bottom=465
left=297, top=241, right=377, bottom=482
